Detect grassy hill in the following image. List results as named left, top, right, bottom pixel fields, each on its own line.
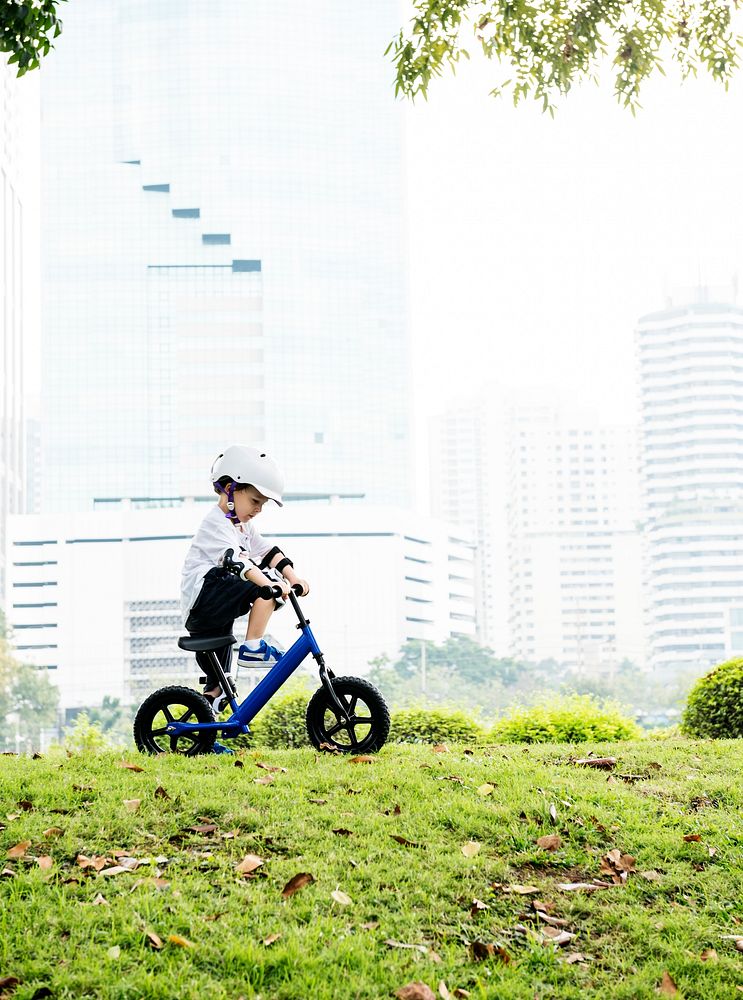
left=0, top=739, right=741, bottom=999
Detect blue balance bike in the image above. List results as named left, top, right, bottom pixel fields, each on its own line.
left=133, top=550, right=390, bottom=755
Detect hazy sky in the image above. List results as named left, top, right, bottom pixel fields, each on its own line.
left=404, top=51, right=743, bottom=426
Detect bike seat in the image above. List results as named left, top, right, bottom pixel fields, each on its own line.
left=178, top=634, right=236, bottom=653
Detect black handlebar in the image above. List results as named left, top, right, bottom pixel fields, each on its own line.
left=222, top=549, right=304, bottom=598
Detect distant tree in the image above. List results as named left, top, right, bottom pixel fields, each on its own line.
left=370, top=635, right=526, bottom=688
left=0, top=609, right=59, bottom=751
left=86, top=695, right=123, bottom=734
left=389, top=1, right=743, bottom=111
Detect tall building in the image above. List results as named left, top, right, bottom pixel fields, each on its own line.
left=0, top=59, right=34, bottom=604
left=429, top=395, right=507, bottom=649
left=638, top=287, right=743, bottom=670
left=41, top=0, right=411, bottom=511
left=431, top=390, right=645, bottom=667
left=506, top=404, right=644, bottom=669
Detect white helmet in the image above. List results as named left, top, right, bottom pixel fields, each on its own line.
left=211, top=445, right=284, bottom=506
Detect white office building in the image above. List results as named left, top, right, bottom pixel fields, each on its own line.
left=0, top=59, right=36, bottom=602
left=41, top=0, right=411, bottom=512
left=638, top=288, right=743, bottom=669
left=7, top=498, right=475, bottom=714
left=507, top=404, right=644, bottom=669
left=431, top=391, right=645, bottom=668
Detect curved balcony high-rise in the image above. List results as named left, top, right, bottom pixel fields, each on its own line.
left=638, top=289, right=743, bottom=669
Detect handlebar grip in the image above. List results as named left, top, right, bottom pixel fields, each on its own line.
left=258, top=584, right=284, bottom=600
left=291, top=584, right=304, bottom=595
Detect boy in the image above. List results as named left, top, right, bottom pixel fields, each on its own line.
left=181, top=445, right=309, bottom=711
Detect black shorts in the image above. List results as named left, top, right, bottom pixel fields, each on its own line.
left=185, top=567, right=263, bottom=637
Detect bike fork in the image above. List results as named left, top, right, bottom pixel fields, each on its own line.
left=315, top=653, right=350, bottom=723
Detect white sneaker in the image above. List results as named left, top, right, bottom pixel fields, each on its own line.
left=237, top=639, right=284, bottom=667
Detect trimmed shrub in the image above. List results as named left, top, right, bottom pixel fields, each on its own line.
left=250, top=689, right=311, bottom=748
left=682, top=658, right=743, bottom=738
left=490, top=694, right=640, bottom=744
left=390, top=707, right=484, bottom=745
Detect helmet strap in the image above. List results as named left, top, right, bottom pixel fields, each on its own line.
left=215, top=482, right=240, bottom=524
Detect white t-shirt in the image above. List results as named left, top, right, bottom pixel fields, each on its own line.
left=180, top=504, right=275, bottom=623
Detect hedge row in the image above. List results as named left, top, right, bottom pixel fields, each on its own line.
left=240, top=690, right=641, bottom=748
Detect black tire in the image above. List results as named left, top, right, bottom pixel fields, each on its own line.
left=133, top=685, right=216, bottom=756
left=305, top=676, right=390, bottom=753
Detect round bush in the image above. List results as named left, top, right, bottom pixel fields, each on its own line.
left=390, top=707, right=484, bottom=745
left=682, top=658, right=743, bottom=738
left=490, top=694, right=640, bottom=744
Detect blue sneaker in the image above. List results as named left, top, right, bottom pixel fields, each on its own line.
left=237, top=638, right=284, bottom=667
left=211, top=741, right=234, bottom=755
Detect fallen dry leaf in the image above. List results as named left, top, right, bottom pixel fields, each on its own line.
left=385, top=940, right=429, bottom=956
left=255, top=762, right=288, bottom=773
left=452, top=991, right=471, bottom=999
left=154, top=786, right=170, bottom=800
left=6, top=842, right=31, bottom=859
left=281, top=872, right=315, bottom=898
left=683, top=834, right=702, bottom=843
left=107, top=945, right=120, bottom=959
left=145, top=930, right=163, bottom=950
left=549, top=803, right=558, bottom=824
left=461, top=841, right=481, bottom=858
left=432, top=744, right=449, bottom=753
left=263, top=933, right=282, bottom=946
left=42, top=827, right=64, bottom=839
left=332, top=828, right=353, bottom=836
left=574, top=757, right=617, bottom=769
left=118, top=761, right=144, bottom=772
left=390, top=835, right=421, bottom=848
left=721, top=935, right=743, bottom=951
left=536, top=834, right=562, bottom=852
left=253, top=775, right=274, bottom=786
left=659, top=970, right=678, bottom=996
left=308, top=797, right=327, bottom=804
left=236, top=855, right=264, bottom=875
left=188, top=823, right=217, bottom=834
left=92, top=894, right=109, bottom=906
left=471, top=941, right=511, bottom=963
left=600, top=849, right=637, bottom=884
left=507, top=884, right=540, bottom=894
left=469, top=899, right=488, bottom=917
left=123, top=799, right=141, bottom=813
left=557, top=881, right=612, bottom=892
left=700, top=948, right=718, bottom=962
left=394, top=984, right=436, bottom=1000
left=361, top=921, right=380, bottom=930
left=331, top=889, right=352, bottom=906
left=233, top=759, right=244, bottom=768
left=0, top=977, right=20, bottom=994
left=100, top=866, right=130, bottom=877
left=17, top=801, right=33, bottom=812
left=438, top=983, right=452, bottom=1000
left=36, top=856, right=53, bottom=871
left=349, top=755, right=374, bottom=764
left=541, top=927, right=575, bottom=946
left=476, top=783, right=495, bottom=796
left=168, top=934, right=194, bottom=949
left=564, top=952, right=591, bottom=964
left=640, top=870, right=663, bottom=882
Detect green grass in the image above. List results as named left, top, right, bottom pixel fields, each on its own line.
left=1, top=740, right=742, bottom=999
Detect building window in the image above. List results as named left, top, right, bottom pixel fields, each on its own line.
left=202, top=233, right=231, bottom=245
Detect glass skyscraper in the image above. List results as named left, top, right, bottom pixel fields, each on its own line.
left=1, top=60, right=27, bottom=601
left=41, top=1, right=411, bottom=510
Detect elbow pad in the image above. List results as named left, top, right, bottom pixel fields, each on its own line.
left=259, top=546, right=283, bottom=570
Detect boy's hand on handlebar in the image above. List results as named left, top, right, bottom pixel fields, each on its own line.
left=292, top=578, right=310, bottom=597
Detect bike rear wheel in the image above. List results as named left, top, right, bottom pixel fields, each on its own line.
left=305, top=676, right=390, bottom=753
left=133, top=685, right=216, bottom=755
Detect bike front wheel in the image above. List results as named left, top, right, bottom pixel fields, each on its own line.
left=133, top=685, right=216, bottom=755
left=305, top=676, right=390, bottom=753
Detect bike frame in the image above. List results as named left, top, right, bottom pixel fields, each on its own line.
left=165, top=592, right=348, bottom=740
